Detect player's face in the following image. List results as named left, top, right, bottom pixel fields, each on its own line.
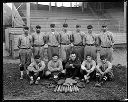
left=86, top=56, right=92, bottom=62
left=52, top=56, right=58, bottom=62
left=35, top=58, right=41, bottom=63
left=76, top=28, right=80, bottom=32
left=51, top=28, right=55, bottom=32
left=70, top=54, right=76, bottom=61
left=63, top=27, right=67, bottom=32
left=24, top=29, right=29, bottom=34
left=101, top=59, right=107, bottom=64
left=102, top=27, right=107, bottom=32
left=88, top=28, right=92, bottom=34
left=36, top=28, right=41, bottom=33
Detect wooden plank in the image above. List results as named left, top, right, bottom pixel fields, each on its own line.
left=5, top=28, right=9, bottom=51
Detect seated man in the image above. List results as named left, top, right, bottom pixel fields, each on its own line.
left=45, top=53, right=65, bottom=80
left=27, top=55, right=46, bottom=85
left=65, top=51, right=81, bottom=79
left=80, top=54, right=96, bottom=83
left=95, top=55, right=114, bottom=87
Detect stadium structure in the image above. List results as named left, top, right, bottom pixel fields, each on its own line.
left=3, top=2, right=127, bottom=57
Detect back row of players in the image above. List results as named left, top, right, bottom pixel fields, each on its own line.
left=17, top=23, right=114, bottom=87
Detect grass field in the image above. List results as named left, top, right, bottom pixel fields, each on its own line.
left=3, top=47, right=127, bottom=100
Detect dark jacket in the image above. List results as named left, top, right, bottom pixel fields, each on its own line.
left=65, top=58, right=81, bottom=69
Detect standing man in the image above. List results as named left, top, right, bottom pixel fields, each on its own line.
left=46, top=24, right=60, bottom=61
left=59, top=23, right=73, bottom=61
left=32, top=25, right=46, bottom=61
left=97, top=24, right=114, bottom=63
left=83, top=25, right=97, bottom=61
left=17, top=26, right=33, bottom=79
left=72, top=24, right=85, bottom=63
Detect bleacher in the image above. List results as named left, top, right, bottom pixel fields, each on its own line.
left=16, top=3, right=126, bottom=44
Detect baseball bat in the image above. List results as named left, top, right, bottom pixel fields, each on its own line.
left=76, top=86, right=79, bottom=92
left=71, top=85, right=74, bottom=92
left=62, top=85, right=65, bottom=93
left=74, top=85, right=77, bottom=92
left=69, top=85, right=72, bottom=92
left=65, top=86, right=68, bottom=93
left=57, top=85, right=60, bottom=92
left=54, top=85, right=58, bottom=92
left=59, top=85, right=62, bottom=92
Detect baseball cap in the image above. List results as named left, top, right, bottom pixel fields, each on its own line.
left=87, top=25, right=93, bottom=29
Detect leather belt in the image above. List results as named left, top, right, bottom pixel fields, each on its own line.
left=48, top=45, right=58, bottom=47
left=86, top=44, right=95, bottom=46
left=101, top=46, right=111, bottom=48
left=74, top=44, right=83, bottom=46
left=33, top=44, right=44, bottom=47
left=61, top=43, right=69, bottom=45
left=20, top=48, right=30, bottom=49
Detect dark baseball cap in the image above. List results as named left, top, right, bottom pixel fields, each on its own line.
left=63, top=23, right=68, bottom=28
left=36, top=25, right=41, bottom=29
left=50, top=24, right=55, bottom=28
left=23, top=26, right=29, bottom=30
left=76, top=24, right=81, bottom=28
left=102, top=24, right=107, bottom=27
left=87, top=25, right=93, bottom=29
left=100, top=55, right=106, bottom=60
left=34, top=55, right=40, bottom=59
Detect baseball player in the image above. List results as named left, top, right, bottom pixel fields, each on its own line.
left=97, top=24, right=114, bottom=63
left=95, top=55, right=114, bottom=87
left=65, top=51, right=81, bottom=79
left=80, top=54, right=96, bottom=83
left=45, top=53, right=65, bottom=79
left=46, top=24, right=60, bottom=61
left=83, top=25, right=97, bottom=61
left=27, top=55, right=45, bottom=85
left=72, top=24, right=85, bottom=63
left=59, top=23, right=73, bottom=61
left=17, top=26, right=32, bottom=79
left=32, top=25, right=47, bottom=61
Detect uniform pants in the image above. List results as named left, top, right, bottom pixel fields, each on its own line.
left=80, top=69, right=96, bottom=80
left=19, top=49, right=32, bottom=71
left=60, top=45, right=71, bottom=61
left=99, top=47, right=113, bottom=62
left=33, top=46, right=45, bottom=60
left=73, top=46, right=84, bottom=63
left=29, top=70, right=44, bottom=80
left=45, top=70, right=65, bottom=78
left=84, top=45, right=97, bottom=61
left=48, top=46, right=59, bottom=61
left=66, top=66, right=81, bottom=78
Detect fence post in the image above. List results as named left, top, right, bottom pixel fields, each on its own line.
left=118, top=20, right=120, bottom=33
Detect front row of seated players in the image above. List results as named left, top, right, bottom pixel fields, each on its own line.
left=27, top=52, right=114, bottom=87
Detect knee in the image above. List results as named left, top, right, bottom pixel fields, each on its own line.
left=45, top=71, right=51, bottom=76
left=19, top=64, right=24, bottom=71
left=61, top=70, right=66, bottom=74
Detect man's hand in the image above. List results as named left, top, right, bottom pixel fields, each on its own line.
left=70, top=43, right=74, bottom=47
left=58, top=45, right=61, bottom=48
left=69, top=64, right=74, bottom=68
left=101, top=72, right=104, bottom=76
left=34, top=71, right=39, bottom=76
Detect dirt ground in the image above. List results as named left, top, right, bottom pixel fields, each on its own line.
left=3, top=48, right=127, bottom=100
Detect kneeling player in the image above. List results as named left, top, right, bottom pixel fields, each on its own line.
left=45, top=53, right=65, bottom=80
left=80, top=54, right=96, bottom=83
left=95, top=55, right=114, bottom=87
left=27, top=55, right=45, bottom=85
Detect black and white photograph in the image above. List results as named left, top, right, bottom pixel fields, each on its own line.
left=3, top=2, right=127, bottom=100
